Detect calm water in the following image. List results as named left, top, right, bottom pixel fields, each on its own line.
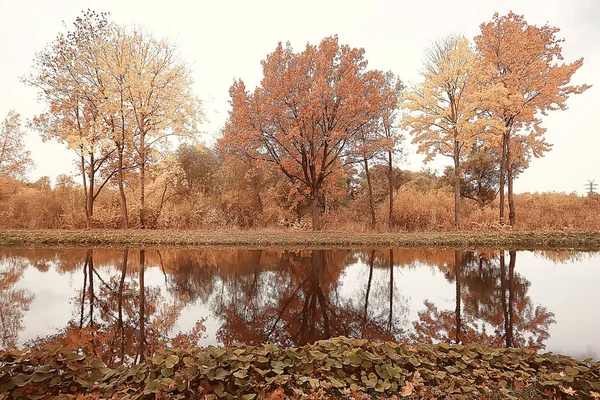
left=1, top=247, right=599, bottom=363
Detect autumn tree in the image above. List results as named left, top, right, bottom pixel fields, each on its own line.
left=216, top=152, right=269, bottom=227
left=378, top=72, right=404, bottom=229
left=24, top=10, right=116, bottom=228
left=350, top=72, right=403, bottom=229
left=97, top=27, right=136, bottom=228
left=175, top=143, right=219, bottom=196
left=0, top=111, right=33, bottom=180
left=403, top=35, right=500, bottom=229
left=147, top=152, right=186, bottom=215
left=120, top=28, right=202, bottom=228
left=353, top=118, right=380, bottom=228
left=223, top=36, right=387, bottom=230
left=93, top=26, right=202, bottom=229
left=475, top=12, right=591, bottom=226
left=441, top=143, right=501, bottom=209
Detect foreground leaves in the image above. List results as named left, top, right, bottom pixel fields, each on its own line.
left=1, top=337, right=599, bottom=399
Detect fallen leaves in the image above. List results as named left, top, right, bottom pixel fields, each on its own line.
left=559, top=385, right=576, bottom=396
left=399, top=381, right=414, bottom=397
left=1, top=337, right=599, bottom=399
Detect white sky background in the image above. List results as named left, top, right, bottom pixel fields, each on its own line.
left=0, top=0, right=598, bottom=194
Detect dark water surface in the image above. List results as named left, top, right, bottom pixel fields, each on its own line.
left=1, top=247, right=598, bottom=363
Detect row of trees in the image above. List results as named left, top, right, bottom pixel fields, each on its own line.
left=2, top=10, right=589, bottom=230
left=403, top=14, right=589, bottom=228
left=222, top=12, right=589, bottom=230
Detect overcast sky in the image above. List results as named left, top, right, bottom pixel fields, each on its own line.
left=1, top=0, right=598, bottom=194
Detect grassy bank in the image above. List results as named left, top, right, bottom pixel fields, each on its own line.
left=0, top=229, right=598, bottom=250
left=2, top=337, right=598, bottom=399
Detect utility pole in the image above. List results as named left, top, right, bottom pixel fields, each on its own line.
left=585, top=179, right=598, bottom=196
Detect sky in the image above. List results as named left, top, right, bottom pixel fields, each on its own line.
left=0, top=0, right=598, bottom=194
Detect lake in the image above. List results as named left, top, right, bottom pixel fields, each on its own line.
left=1, top=247, right=598, bottom=364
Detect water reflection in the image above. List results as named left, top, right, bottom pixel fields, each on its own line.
left=0, top=247, right=597, bottom=362
left=0, top=256, right=34, bottom=348
left=412, top=251, right=555, bottom=349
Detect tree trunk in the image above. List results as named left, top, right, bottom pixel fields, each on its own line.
left=138, top=249, right=146, bottom=362
left=499, top=133, right=508, bottom=225
left=139, top=130, right=146, bottom=229
left=364, top=250, right=375, bottom=319
left=387, top=248, right=394, bottom=334
left=387, top=150, right=394, bottom=231
left=118, top=249, right=128, bottom=362
left=507, top=250, right=516, bottom=348
left=507, top=151, right=516, bottom=227
left=117, top=146, right=128, bottom=229
left=311, top=192, right=321, bottom=231
left=248, top=158, right=263, bottom=216
left=363, top=156, right=376, bottom=229
left=159, top=181, right=169, bottom=214
left=453, top=149, right=461, bottom=230
left=87, top=249, right=94, bottom=329
left=87, top=155, right=95, bottom=228
left=500, top=251, right=509, bottom=348
left=79, top=255, right=88, bottom=329
left=81, top=154, right=92, bottom=229
left=454, top=251, right=461, bottom=344
left=118, top=91, right=129, bottom=229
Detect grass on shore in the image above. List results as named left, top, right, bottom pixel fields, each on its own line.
left=0, top=229, right=598, bottom=250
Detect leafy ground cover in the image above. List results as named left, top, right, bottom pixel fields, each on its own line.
left=0, top=230, right=598, bottom=250
left=1, top=337, right=599, bottom=399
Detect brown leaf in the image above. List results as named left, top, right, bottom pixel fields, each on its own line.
left=559, top=385, right=576, bottom=396
left=400, top=382, right=414, bottom=397
left=267, top=387, right=286, bottom=400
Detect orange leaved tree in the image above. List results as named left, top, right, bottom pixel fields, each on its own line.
left=222, top=36, right=386, bottom=230
left=475, top=12, right=590, bottom=226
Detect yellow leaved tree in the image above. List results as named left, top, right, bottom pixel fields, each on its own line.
left=402, top=36, right=502, bottom=229
left=25, top=11, right=203, bottom=229
left=0, top=111, right=33, bottom=180
left=119, top=27, right=202, bottom=228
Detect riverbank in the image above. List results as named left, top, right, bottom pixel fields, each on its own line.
left=2, top=337, right=598, bottom=399
left=0, top=229, right=598, bottom=250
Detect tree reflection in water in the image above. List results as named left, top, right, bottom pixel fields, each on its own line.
left=0, top=247, right=567, bottom=364
left=24, top=249, right=206, bottom=366
left=0, top=255, right=34, bottom=349
left=412, top=250, right=555, bottom=349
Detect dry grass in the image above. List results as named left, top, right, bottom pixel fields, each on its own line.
left=0, top=229, right=598, bottom=250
